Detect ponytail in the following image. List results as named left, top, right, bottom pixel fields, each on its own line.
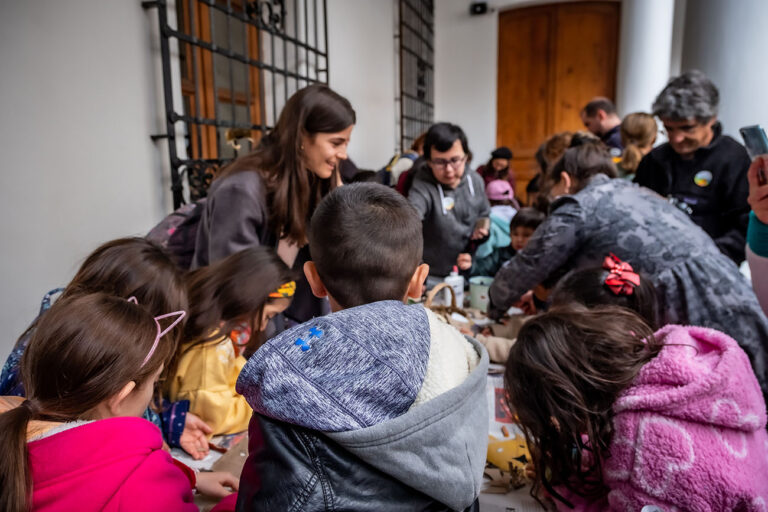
left=0, top=293, right=171, bottom=511
left=0, top=400, right=37, bottom=512
left=620, top=143, right=643, bottom=174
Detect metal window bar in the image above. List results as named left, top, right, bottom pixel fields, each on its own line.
left=398, top=0, right=434, bottom=152
left=144, top=0, right=329, bottom=208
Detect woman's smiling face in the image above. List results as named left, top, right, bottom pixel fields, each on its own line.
left=302, top=125, right=354, bottom=179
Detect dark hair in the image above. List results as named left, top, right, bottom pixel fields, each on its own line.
left=510, top=207, right=545, bottom=231
left=551, top=265, right=658, bottom=329
left=0, top=293, right=173, bottom=512
left=652, top=69, right=719, bottom=122
left=217, top=84, right=356, bottom=245
left=504, top=306, right=661, bottom=507
left=568, top=131, right=601, bottom=148
left=180, top=247, right=297, bottom=362
left=16, top=237, right=187, bottom=354
left=423, top=122, right=469, bottom=160
left=548, top=141, right=618, bottom=193
left=308, top=183, right=423, bottom=308
left=582, top=97, right=617, bottom=117
left=350, top=170, right=379, bottom=183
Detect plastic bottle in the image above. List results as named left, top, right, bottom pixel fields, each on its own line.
left=444, top=265, right=465, bottom=307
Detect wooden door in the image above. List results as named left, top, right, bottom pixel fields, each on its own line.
left=497, top=1, right=619, bottom=201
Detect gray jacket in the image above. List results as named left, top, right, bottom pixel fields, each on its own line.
left=408, top=164, right=490, bottom=277
left=191, top=170, right=327, bottom=322
left=237, top=301, right=489, bottom=510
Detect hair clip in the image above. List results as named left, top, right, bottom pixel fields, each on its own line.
left=602, top=253, right=640, bottom=296
left=141, top=310, right=186, bottom=368
left=127, top=296, right=138, bottom=304
left=269, top=281, right=297, bottom=298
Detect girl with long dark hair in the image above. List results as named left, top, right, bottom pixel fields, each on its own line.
left=167, top=247, right=297, bottom=436
left=0, top=294, right=237, bottom=512
left=505, top=306, right=768, bottom=510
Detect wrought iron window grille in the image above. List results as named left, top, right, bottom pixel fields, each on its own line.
left=398, top=0, right=434, bottom=152
left=144, top=0, right=329, bottom=208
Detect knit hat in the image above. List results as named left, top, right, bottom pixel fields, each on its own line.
left=486, top=179, right=514, bottom=200
left=491, top=146, right=513, bottom=160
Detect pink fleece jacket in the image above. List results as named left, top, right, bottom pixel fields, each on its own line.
left=560, top=325, right=768, bottom=511
left=28, top=416, right=196, bottom=511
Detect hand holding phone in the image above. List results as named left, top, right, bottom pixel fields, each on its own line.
left=471, top=217, right=490, bottom=240
left=740, top=125, right=768, bottom=185
left=748, top=155, right=768, bottom=224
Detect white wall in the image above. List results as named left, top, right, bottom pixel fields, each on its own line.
left=326, top=0, right=397, bottom=169
left=434, top=0, right=500, bottom=165
left=0, top=1, right=169, bottom=360
left=680, top=0, right=768, bottom=140
left=0, top=0, right=399, bottom=362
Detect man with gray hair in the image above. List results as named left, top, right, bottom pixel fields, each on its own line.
left=635, top=70, right=750, bottom=264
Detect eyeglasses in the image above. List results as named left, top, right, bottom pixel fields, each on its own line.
left=430, top=155, right=467, bottom=170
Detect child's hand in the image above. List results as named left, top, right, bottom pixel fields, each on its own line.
left=748, top=155, right=768, bottom=224
left=196, top=471, right=239, bottom=498
left=524, top=462, right=536, bottom=481
left=180, top=413, right=213, bottom=460
left=458, top=325, right=474, bottom=336
left=514, top=290, right=536, bottom=315
left=456, top=253, right=472, bottom=271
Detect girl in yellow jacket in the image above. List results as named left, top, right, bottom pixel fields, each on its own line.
left=168, top=247, right=296, bottom=436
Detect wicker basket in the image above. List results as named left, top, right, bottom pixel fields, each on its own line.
left=424, top=282, right=473, bottom=329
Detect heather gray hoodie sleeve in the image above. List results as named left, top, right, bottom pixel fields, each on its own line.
left=408, top=180, right=431, bottom=221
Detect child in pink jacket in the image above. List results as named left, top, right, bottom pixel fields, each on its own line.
left=0, top=293, right=237, bottom=512
left=505, top=306, right=768, bottom=511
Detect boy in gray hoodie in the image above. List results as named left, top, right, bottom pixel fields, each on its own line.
left=236, top=183, right=489, bottom=511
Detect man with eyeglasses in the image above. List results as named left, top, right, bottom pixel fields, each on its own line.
left=634, top=70, right=751, bottom=264
left=408, top=122, right=490, bottom=278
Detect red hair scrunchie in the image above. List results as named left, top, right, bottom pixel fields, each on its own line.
left=602, top=253, right=640, bottom=296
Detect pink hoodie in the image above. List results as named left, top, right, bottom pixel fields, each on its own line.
left=28, top=416, right=196, bottom=511
left=560, top=325, right=768, bottom=511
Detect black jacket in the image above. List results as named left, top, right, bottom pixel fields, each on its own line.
left=634, top=123, right=750, bottom=263
left=236, top=415, right=480, bottom=512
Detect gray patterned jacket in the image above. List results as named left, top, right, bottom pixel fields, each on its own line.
left=489, top=174, right=768, bottom=396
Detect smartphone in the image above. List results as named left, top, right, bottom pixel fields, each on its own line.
left=739, top=125, right=768, bottom=185
left=474, top=217, right=490, bottom=232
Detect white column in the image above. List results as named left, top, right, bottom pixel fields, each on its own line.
left=615, top=0, right=676, bottom=116
left=680, top=0, right=768, bottom=140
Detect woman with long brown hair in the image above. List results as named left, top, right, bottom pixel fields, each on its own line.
left=192, top=84, right=356, bottom=323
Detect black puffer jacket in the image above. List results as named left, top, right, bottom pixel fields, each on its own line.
left=236, top=415, right=480, bottom=512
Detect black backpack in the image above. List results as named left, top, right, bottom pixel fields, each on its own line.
left=146, top=198, right=207, bottom=270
